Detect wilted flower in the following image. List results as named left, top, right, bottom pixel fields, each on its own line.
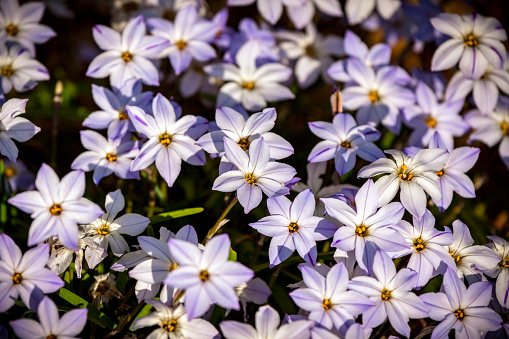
left=89, top=272, right=123, bottom=307
left=0, top=234, right=64, bottom=312
left=8, top=163, right=104, bottom=251
left=9, top=296, right=87, bottom=339
left=0, top=98, right=40, bottom=162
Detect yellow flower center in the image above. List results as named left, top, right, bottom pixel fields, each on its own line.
left=97, top=224, right=109, bottom=235
left=118, top=111, right=129, bottom=120
left=121, top=51, right=133, bottom=62
left=499, top=260, right=509, bottom=268
left=305, top=45, right=317, bottom=58
left=288, top=222, right=299, bottom=233
left=46, top=335, right=57, bottom=339
left=450, top=252, right=461, bottom=263
left=162, top=319, right=178, bottom=332
left=501, top=122, right=509, bottom=136
left=322, top=298, right=332, bottom=310
left=1, top=65, right=14, bottom=77
left=355, top=225, right=368, bottom=237
left=159, top=133, right=172, bottom=147
left=368, top=90, right=380, bottom=103
left=398, top=164, right=413, bottom=181
left=199, top=270, right=209, bottom=282
left=436, top=169, right=445, bottom=177
left=341, top=141, right=351, bottom=148
left=245, top=173, right=256, bottom=185
left=4, top=167, right=15, bottom=178
left=106, top=153, right=117, bottom=162
left=238, top=138, right=250, bottom=151
left=454, top=308, right=465, bottom=320
left=175, top=39, right=187, bottom=50
left=425, top=116, right=437, bottom=128
left=12, top=272, right=22, bottom=284
left=50, top=204, right=62, bottom=216
left=413, top=238, right=425, bottom=252
left=169, top=263, right=179, bottom=271
left=381, top=289, right=391, bottom=301
left=464, top=34, right=478, bottom=47
left=5, top=24, right=18, bottom=36
left=242, top=81, right=255, bottom=90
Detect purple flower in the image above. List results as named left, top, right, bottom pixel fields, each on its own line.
left=0, top=0, right=56, bottom=56
left=204, top=44, right=294, bottom=111
left=83, top=78, right=153, bottom=139
left=133, top=299, right=219, bottom=338
left=229, top=18, right=278, bottom=62
left=86, top=15, right=169, bottom=87
left=197, top=106, right=293, bottom=161
left=393, top=209, right=455, bottom=288
left=446, top=220, right=500, bottom=284
left=0, top=98, right=40, bottom=162
left=9, top=296, right=87, bottom=338
left=465, top=104, right=509, bottom=169
left=0, top=44, right=50, bottom=93
left=165, top=234, right=254, bottom=319
left=1, top=157, right=34, bottom=194
left=290, top=262, right=375, bottom=332
left=484, top=236, right=509, bottom=309
left=431, top=13, right=507, bottom=79
left=403, top=82, right=468, bottom=150
left=445, top=67, right=509, bottom=114
left=126, top=93, right=206, bottom=187
left=308, top=113, right=384, bottom=176
left=8, top=163, right=104, bottom=251
left=345, top=0, right=401, bottom=25
left=342, top=60, right=415, bottom=133
left=147, top=5, right=217, bottom=75
left=250, top=189, right=336, bottom=267
left=349, top=250, right=430, bottom=338
left=322, top=179, right=409, bottom=274
left=358, top=148, right=448, bottom=218
left=0, top=234, right=64, bottom=312
left=71, top=130, right=140, bottom=185
left=278, top=23, right=343, bottom=89
left=420, top=268, right=502, bottom=339
left=212, top=137, right=296, bottom=213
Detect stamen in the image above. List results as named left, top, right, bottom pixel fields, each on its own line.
left=175, top=40, right=187, bottom=50
left=159, top=133, right=172, bottom=147
left=454, top=308, right=465, bottom=320
left=355, top=225, right=368, bottom=237
left=368, top=90, right=380, bottom=103
left=322, top=298, right=332, bottom=310
left=118, top=112, right=129, bottom=120
left=50, top=204, right=62, bottom=216
left=450, top=252, right=461, bottom=263
left=341, top=141, right=351, bottom=148
left=199, top=270, right=209, bottom=282
left=238, top=138, right=250, bottom=151
left=5, top=24, right=18, bottom=36
left=413, top=238, right=425, bottom=252
left=499, top=260, right=509, bottom=268
left=501, top=122, right=509, bottom=136
left=1, top=65, right=14, bottom=77
left=397, top=164, right=413, bottom=181
left=97, top=224, right=109, bottom=235
left=241, top=82, right=255, bottom=90
left=4, top=167, right=15, bottom=178
left=46, top=335, right=57, bottom=339
left=12, top=272, right=22, bottom=284
left=106, top=153, right=117, bottom=162
left=464, top=34, right=478, bottom=47
left=162, top=319, right=178, bottom=332
left=96, top=281, right=109, bottom=294
left=436, top=169, right=444, bottom=177
left=121, top=51, right=133, bottom=62
left=169, top=263, right=179, bottom=271
left=425, top=116, right=437, bottom=128
left=381, top=289, right=391, bottom=301
left=245, top=173, right=256, bottom=185
left=288, top=222, right=299, bottom=233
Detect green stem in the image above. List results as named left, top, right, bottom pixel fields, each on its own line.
left=250, top=234, right=265, bottom=268
left=147, top=167, right=158, bottom=218
left=268, top=263, right=283, bottom=289
left=51, top=81, right=63, bottom=170
left=104, top=301, right=145, bottom=338
left=204, top=196, right=238, bottom=242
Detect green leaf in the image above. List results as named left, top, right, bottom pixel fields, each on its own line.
left=228, top=248, right=237, bottom=262
left=150, top=207, right=204, bottom=224
left=129, top=303, right=153, bottom=330
left=56, top=288, right=116, bottom=329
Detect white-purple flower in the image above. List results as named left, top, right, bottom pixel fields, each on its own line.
left=420, top=268, right=502, bottom=339
left=0, top=234, right=64, bottom=312
left=0, top=98, right=40, bottom=162
left=147, top=5, right=217, bottom=75
left=484, top=236, right=509, bottom=309
left=345, top=0, right=401, bottom=25
left=8, top=163, right=104, bottom=251
left=308, top=113, right=384, bottom=176
left=165, top=234, right=254, bottom=319
left=349, top=250, right=430, bottom=338
left=221, top=304, right=313, bottom=339
left=0, top=0, right=56, bottom=55
left=9, top=296, right=87, bottom=338
left=321, top=179, right=409, bottom=274
left=431, top=13, right=507, bottom=79
left=393, top=209, right=456, bottom=288
left=290, top=262, right=375, bottom=331
left=403, top=82, right=468, bottom=151
left=250, top=189, right=336, bottom=267
left=71, top=130, right=140, bottom=185
left=126, top=93, right=206, bottom=187
left=212, top=137, right=296, bottom=213
left=204, top=44, right=294, bottom=111
left=358, top=148, right=448, bottom=218
left=86, top=15, right=169, bottom=87
left=83, top=78, right=153, bottom=140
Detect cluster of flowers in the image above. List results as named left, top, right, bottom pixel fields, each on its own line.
left=1, top=0, right=509, bottom=338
